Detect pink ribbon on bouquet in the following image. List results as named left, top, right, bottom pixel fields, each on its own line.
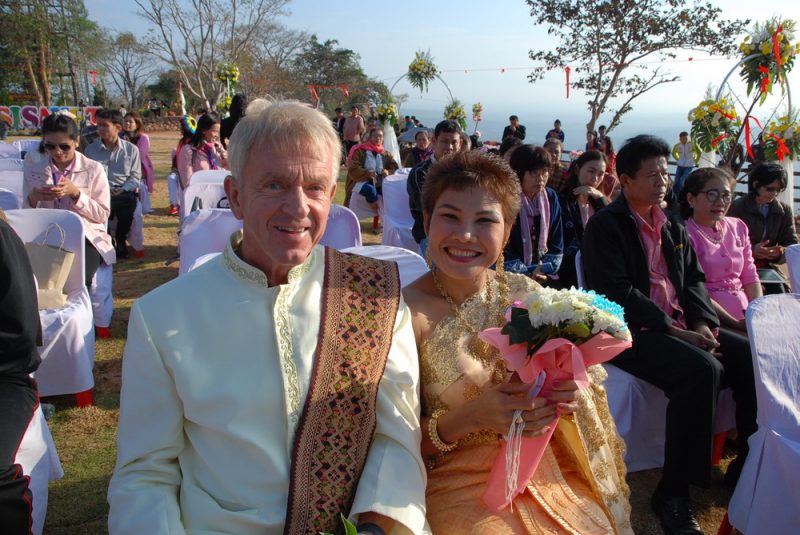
left=476, top=331, right=631, bottom=512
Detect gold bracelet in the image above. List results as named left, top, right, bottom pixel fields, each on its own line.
left=428, top=408, right=458, bottom=452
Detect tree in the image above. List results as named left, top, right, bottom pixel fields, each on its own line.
left=133, top=0, right=290, bottom=108
left=99, top=32, right=159, bottom=108
left=526, top=0, right=749, bottom=133
left=236, top=20, right=308, bottom=98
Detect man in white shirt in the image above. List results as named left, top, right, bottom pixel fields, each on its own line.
left=671, top=131, right=698, bottom=196
left=108, top=100, right=426, bottom=535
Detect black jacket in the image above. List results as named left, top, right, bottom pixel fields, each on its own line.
left=557, top=193, right=608, bottom=288
left=728, top=193, right=798, bottom=266
left=407, top=158, right=434, bottom=243
left=581, top=195, right=718, bottom=332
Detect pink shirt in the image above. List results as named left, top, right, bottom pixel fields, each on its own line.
left=687, top=217, right=760, bottom=321
left=631, top=206, right=686, bottom=329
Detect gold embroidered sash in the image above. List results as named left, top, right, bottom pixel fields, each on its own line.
left=283, top=248, right=401, bottom=535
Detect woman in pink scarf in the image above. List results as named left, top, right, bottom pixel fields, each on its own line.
left=344, top=128, right=399, bottom=231
left=122, top=112, right=155, bottom=214
left=177, top=113, right=228, bottom=189
left=503, top=144, right=564, bottom=283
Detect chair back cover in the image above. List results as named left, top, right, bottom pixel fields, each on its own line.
left=189, top=169, right=229, bottom=185
left=6, top=208, right=85, bottom=296
left=0, top=141, right=20, bottom=159
left=341, top=245, right=428, bottom=288
left=183, top=181, right=228, bottom=215
left=381, top=172, right=418, bottom=252
left=0, top=187, right=20, bottom=210
left=0, top=157, right=23, bottom=170
left=12, top=138, right=41, bottom=157
left=786, top=244, right=800, bottom=292
left=319, top=203, right=362, bottom=250
left=575, top=250, right=586, bottom=289
left=347, top=180, right=381, bottom=220
left=179, top=209, right=242, bottom=275
left=0, top=168, right=23, bottom=207
left=729, top=293, right=800, bottom=533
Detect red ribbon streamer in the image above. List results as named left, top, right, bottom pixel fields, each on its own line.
left=308, top=84, right=319, bottom=102
left=565, top=66, right=571, bottom=99
left=88, top=70, right=97, bottom=86
left=744, top=116, right=763, bottom=160
left=339, top=84, right=349, bottom=97
left=769, top=133, right=790, bottom=161
left=709, top=105, right=736, bottom=121
left=758, top=65, right=770, bottom=94
left=773, top=25, right=784, bottom=78
left=710, top=133, right=728, bottom=149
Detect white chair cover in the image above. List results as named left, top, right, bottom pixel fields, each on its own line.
left=188, top=169, right=229, bottom=184
left=319, top=203, right=362, bottom=250
left=179, top=209, right=242, bottom=275
left=15, top=405, right=64, bottom=535
left=0, top=141, right=20, bottom=159
left=575, top=250, right=586, bottom=288
left=347, top=180, right=381, bottom=220
left=381, top=171, right=418, bottom=252
left=89, top=264, right=113, bottom=328
left=12, top=138, right=41, bottom=157
left=139, top=181, right=152, bottom=214
left=728, top=294, right=800, bottom=534
left=0, top=157, right=23, bottom=170
left=107, top=198, right=144, bottom=252
left=5, top=209, right=95, bottom=396
left=0, top=187, right=20, bottom=210
left=786, top=244, right=800, bottom=292
left=183, top=181, right=227, bottom=216
left=0, top=168, right=24, bottom=207
left=341, top=245, right=428, bottom=288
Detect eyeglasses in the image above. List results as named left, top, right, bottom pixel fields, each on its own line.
left=43, top=142, right=73, bottom=152
left=699, top=189, right=732, bottom=203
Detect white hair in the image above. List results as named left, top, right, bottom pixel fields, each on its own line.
left=227, top=99, right=341, bottom=184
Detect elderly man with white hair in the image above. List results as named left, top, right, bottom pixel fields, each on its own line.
left=108, top=100, right=426, bottom=535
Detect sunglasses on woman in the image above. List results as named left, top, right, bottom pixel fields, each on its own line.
left=43, top=142, right=74, bottom=152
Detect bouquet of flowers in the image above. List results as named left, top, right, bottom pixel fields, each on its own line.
left=739, top=18, right=798, bottom=102
left=375, top=101, right=398, bottom=126
left=478, top=287, right=631, bottom=511
left=215, top=62, right=240, bottom=83
left=407, top=50, right=439, bottom=94
left=763, top=113, right=800, bottom=161
left=688, top=97, right=740, bottom=153
left=472, top=102, right=483, bottom=123
left=443, top=99, right=468, bottom=130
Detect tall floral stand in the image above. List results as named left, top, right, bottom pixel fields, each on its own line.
left=775, top=158, right=795, bottom=209
left=698, top=151, right=717, bottom=168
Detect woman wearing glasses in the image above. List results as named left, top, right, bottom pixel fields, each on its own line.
left=23, top=111, right=114, bottom=285
left=728, top=162, right=798, bottom=273
left=680, top=167, right=761, bottom=333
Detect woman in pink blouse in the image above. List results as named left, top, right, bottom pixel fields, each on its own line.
left=123, top=112, right=155, bottom=214
left=680, top=167, right=762, bottom=332
left=177, top=113, right=228, bottom=189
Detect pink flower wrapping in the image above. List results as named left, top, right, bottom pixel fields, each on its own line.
left=476, top=330, right=632, bottom=512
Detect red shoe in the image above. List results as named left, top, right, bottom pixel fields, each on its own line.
left=133, top=249, right=145, bottom=258
left=168, top=204, right=179, bottom=215
left=96, top=326, right=111, bottom=338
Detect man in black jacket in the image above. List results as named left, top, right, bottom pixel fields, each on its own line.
left=582, top=136, right=756, bottom=535
left=0, top=213, right=41, bottom=533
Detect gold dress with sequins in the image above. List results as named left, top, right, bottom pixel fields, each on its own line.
left=420, top=273, right=633, bottom=535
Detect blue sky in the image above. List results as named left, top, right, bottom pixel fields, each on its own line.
left=86, top=0, right=800, bottom=144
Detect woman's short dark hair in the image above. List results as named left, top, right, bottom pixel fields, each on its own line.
left=508, top=144, right=552, bottom=184
left=747, top=162, right=787, bottom=193
left=616, top=134, right=670, bottom=179
left=124, top=111, right=144, bottom=134
left=422, top=151, right=521, bottom=227
left=498, top=136, right=522, bottom=157
left=190, top=113, right=220, bottom=147
left=678, top=167, right=733, bottom=219
left=41, top=112, right=80, bottom=140
left=562, top=150, right=607, bottom=204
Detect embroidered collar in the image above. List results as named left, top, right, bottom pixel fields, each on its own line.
left=222, top=229, right=315, bottom=287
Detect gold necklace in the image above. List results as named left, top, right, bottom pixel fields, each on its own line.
left=430, top=268, right=506, bottom=382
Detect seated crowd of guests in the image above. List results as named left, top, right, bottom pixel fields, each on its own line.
left=406, top=121, right=797, bottom=534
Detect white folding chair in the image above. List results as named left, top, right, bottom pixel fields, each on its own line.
left=347, top=181, right=382, bottom=220
left=183, top=181, right=228, bottom=216
left=0, top=167, right=23, bottom=208
left=179, top=209, right=243, bottom=275
left=0, top=158, right=24, bottom=171
left=341, top=245, right=428, bottom=288
left=89, top=264, right=113, bottom=329
left=320, top=204, right=362, bottom=250
left=107, top=198, right=144, bottom=254
left=0, top=142, right=20, bottom=159
left=5, top=209, right=95, bottom=400
left=15, top=404, right=64, bottom=535
left=728, top=294, right=800, bottom=534
left=12, top=138, right=41, bottom=158
left=188, top=169, right=229, bottom=184
left=381, top=172, right=418, bottom=252
left=786, top=244, right=800, bottom=292
left=0, top=187, right=20, bottom=210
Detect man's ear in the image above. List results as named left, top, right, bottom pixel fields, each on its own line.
left=618, top=172, right=632, bottom=189
left=224, top=175, right=244, bottom=220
